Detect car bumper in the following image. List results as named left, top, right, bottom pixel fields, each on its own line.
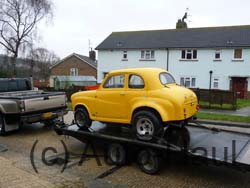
left=20, top=109, right=68, bottom=123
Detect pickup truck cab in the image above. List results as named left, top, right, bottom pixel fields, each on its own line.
left=0, top=78, right=67, bottom=135
left=71, top=68, right=198, bottom=140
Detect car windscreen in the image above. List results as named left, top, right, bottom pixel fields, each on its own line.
left=159, top=72, right=175, bottom=85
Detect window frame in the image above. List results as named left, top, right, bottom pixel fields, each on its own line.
left=214, top=49, right=221, bottom=60
left=103, top=74, right=125, bottom=89
left=180, top=76, right=196, bottom=88
left=140, top=50, right=155, bottom=60
left=122, top=51, right=128, bottom=60
left=159, top=72, right=176, bottom=85
left=70, top=68, right=78, bottom=76
left=128, top=74, right=145, bottom=89
left=181, top=49, right=198, bottom=60
left=213, top=78, right=219, bottom=89
left=233, top=49, right=242, bottom=59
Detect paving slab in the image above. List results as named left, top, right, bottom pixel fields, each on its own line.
left=0, top=156, right=55, bottom=188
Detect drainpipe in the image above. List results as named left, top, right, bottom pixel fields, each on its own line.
left=209, top=70, right=213, bottom=90
left=166, top=48, right=169, bottom=71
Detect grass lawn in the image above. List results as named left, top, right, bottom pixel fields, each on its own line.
left=199, top=99, right=250, bottom=110
left=197, top=112, right=250, bottom=123
left=237, top=99, right=250, bottom=109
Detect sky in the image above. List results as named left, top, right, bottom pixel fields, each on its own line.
left=3, top=0, right=250, bottom=58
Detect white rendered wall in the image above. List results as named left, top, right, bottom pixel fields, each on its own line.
left=97, top=48, right=250, bottom=91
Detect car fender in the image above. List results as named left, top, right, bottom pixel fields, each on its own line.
left=131, top=98, right=175, bottom=122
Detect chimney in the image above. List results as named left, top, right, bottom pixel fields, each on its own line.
left=89, top=49, right=96, bottom=61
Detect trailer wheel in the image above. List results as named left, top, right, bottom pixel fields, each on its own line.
left=132, top=111, right=163, bottom=141
left=106, top=143, right=126, bottom=165
left=74, top=108, right=92, bottom=130
left=137, top=149, right=161, bottom=174
left=0, top=114, right=6, bottom=136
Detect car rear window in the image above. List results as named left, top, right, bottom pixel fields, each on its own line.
left=0, top=81, right=8, bottom=92
left=159, top=72, right=175, bottom=85
left=0, top=79, right=31, bottom=92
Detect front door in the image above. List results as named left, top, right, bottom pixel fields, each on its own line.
left=94, top=74, right=129, bottom=120
left=231, top=77, right=247, bottom=98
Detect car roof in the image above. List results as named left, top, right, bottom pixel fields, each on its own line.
left=108, top=67, right=168, bottom=75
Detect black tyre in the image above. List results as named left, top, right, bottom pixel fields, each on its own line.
left=0, top=114, right=6, bottom=136
left=74, top=107, right=92, bottom=129
left=132, top=111, right=163, bottom=141
left=106, top=143, right=126, bottom=165
left=137, top=149, right=161, bottom=174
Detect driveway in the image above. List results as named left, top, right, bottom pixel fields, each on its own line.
left=0, top=112, right=250, bottom=188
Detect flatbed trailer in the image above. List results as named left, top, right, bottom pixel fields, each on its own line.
left=54, top=121, right=250, bottom=174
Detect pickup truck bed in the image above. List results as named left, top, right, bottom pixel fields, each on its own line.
left=0, top=90, right=66, bottom=113
left=0, top=90, right=67, bottom=134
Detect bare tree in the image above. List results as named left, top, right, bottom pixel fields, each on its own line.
left=28, top=47, right=59, bottom=80
left=0, top=0, right=53, bottom=76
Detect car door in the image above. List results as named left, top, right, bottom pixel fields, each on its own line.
left=94, top=73, right=129, bottom=120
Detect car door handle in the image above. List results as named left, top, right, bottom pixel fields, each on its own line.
left=120, top=93, right=125, bottom=96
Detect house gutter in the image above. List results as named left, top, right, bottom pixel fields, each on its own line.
left=166, top=48, right=169, bottom=71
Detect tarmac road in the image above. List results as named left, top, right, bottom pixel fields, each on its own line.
left=0, top=112, right=250, bottom=188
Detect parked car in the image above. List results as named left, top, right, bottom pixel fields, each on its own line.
left=0, top=78, right=67, bottom=135
left=71, top=68, right=198, bottom=140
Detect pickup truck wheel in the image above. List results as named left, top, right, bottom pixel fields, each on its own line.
left=0, top=114, right=6, bottom=136
left=137, top=149, right=161, bottom=174
left=74, top=108, right=92, bottom=130
left=132, top=111, right=163, bottom=141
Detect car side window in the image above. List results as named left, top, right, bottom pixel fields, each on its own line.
left=103, top=74, right=125, bottom=88
left=129, top=74, right=145, bottom=89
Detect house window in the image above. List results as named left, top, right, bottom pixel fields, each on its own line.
left=180, top=77, right=196, bottom=88
left=215, top=50, right=221, bottom=60
left=70, top=68, right=78, bottom=76
left=234, top=49, right=242, bottom=59
left=141, top=50, right=155, bottom=60
left=181, top=49, right=197, bottom=60
left=213, top=78, right=219, bottom=89
left=123, top=51, right=127, bottom=59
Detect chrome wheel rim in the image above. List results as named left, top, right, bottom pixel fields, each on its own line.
left=136, top=118, right=154, bottom=136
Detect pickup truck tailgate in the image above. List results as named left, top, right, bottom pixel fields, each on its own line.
left=24, top=93, right=66, bottom=112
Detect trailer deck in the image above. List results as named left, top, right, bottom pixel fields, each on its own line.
left=54, top=121, right=250, bottom=173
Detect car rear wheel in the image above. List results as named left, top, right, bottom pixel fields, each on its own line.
left=132, top=111, right=163, bottom=141
left=74, top=107, right=92, bottom=130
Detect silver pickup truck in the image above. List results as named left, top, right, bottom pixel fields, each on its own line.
left=0, top=78, right=67, bottom=135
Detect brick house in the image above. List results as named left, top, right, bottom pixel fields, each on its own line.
left=50, top=52, right=97, bottom=88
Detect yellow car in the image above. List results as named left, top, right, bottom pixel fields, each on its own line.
left=71, top=68, right=198, bottom=140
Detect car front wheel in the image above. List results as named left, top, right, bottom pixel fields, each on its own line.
left=132, top=111, right=163, bottom=141
left=74, top=108, right=92, bottom=130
